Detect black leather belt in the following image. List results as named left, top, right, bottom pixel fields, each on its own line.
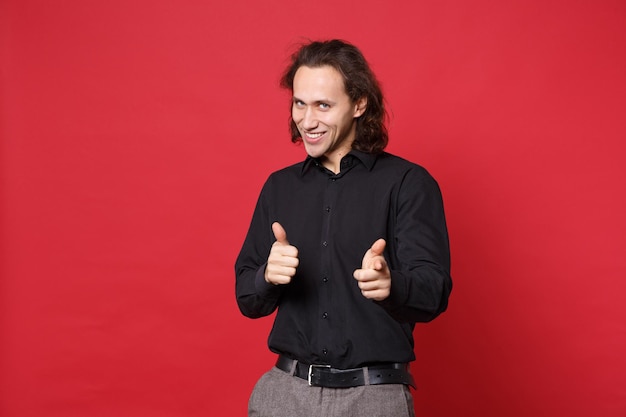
left=275, top=355, right=415, bottom=388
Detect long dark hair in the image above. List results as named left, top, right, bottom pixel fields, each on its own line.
left=280, top=39, right=388, bottom=154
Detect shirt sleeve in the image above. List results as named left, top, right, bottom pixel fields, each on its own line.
left=376, top=166, right=453, bottom=323
left=234, top=178, right=285, bottom=318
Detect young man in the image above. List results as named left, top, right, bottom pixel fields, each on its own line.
left=235, top=39, right=452, bottom=417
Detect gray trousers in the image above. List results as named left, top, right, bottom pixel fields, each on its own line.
left=249, top=367, right=416, bottom=417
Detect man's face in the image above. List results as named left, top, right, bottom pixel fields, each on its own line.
left=292, top=65, right=366, bottom=170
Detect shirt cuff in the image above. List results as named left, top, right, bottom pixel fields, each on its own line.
left=254, top=262, right=282, bottom=296
left=375, top=270, right=409, bottom=310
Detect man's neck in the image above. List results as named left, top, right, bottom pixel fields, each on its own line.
left=321, top=146, right=353, bottom=174
left=321, top=158, right=341, bottom=174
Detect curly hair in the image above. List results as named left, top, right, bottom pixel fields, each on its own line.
left=280, top=39, right=388, bottom=154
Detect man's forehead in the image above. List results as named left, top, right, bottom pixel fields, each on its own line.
left=293, top=65, right=348, bottom=99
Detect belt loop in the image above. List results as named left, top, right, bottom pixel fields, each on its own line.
left=289, top=359, right=297, bottom=376
left=363, top=366, right=370, bottom=385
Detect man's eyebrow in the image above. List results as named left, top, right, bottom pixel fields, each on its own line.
left=292, top=96, right=334, bottom=105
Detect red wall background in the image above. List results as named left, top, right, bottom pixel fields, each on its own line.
left=1, top=1, right=625, bottom=416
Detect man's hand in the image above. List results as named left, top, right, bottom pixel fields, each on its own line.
left=265, top=222, right=299, bottom=285
left=353, top=238, right=391, bottom=301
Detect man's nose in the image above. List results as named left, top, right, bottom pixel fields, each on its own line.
left=301, top=107, right=318, bottom=129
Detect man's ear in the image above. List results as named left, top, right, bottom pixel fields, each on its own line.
left=354, top=97, right=367, bottom=118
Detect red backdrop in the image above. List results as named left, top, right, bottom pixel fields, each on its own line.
left=1, top=1, right=625, bottom=416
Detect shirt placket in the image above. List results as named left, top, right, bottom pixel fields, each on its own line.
left=317, top=174, right=339, bottom=362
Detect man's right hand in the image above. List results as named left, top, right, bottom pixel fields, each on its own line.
left=265, top=222, right=299, bottom=285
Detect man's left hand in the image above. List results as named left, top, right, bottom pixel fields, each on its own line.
left=353, top=239, right=391, bottom=301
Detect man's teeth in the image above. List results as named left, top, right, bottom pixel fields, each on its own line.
left=307, top=132, right=323, bottom=139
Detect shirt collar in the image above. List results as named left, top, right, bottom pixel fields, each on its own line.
left=350, top=150, right=377, bottom=171
left=300, top=150, right=378, bottom=176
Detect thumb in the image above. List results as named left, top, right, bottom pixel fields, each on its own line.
left=364, top=238, right=386, bottom=270
left=272, top=222, right=289, bottom=245
left=369, top=238, right=386, bottom=257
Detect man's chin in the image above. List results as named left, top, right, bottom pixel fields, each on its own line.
left=303, top=145, right=325, bottom=159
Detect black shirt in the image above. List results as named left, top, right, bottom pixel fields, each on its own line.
left=235, top=150, right=452, bottom=369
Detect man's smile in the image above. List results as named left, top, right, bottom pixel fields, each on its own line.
left=303, top=131, right=326, bottom=143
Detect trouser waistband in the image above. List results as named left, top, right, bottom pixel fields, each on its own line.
left=275, top=355, right=416, bottom=389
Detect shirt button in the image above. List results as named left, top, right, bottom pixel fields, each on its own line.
left=325, top=206, right=331, bottom=213
left=322, top=349, right=328, bottom=356
left=322, top=276, right=328, bottom=283
left=322, top=312, right=328, bottom=319
left=322, top=241, right=328, bottom=247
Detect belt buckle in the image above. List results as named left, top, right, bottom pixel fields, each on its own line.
left=308, top=364, right=331, bottom=386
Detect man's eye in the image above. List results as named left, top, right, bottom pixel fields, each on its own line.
left=294, top=100, right=305, bottom=107
left=319, top=103, right=330, bottom=109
